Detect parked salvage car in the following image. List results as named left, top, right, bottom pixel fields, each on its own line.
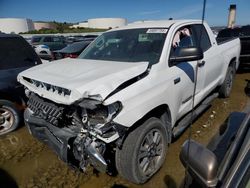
left=217, top=25, right=250, bottom=67
left=65, top=35, right=98, bottom=44
left=34, top=44, right=54, bottom=60
left=180, top=112, right=250, bottom=188
left=0, top=33, right=41, bottom=135
left=54, top=41, right=91, bottom=59
left=18, top=20, right=240, bottom=184
left=31, top=35, right=66, bottom=51
left=65, top=35, right=85, bottom=44
left=83, top=34, right=99, bottom=41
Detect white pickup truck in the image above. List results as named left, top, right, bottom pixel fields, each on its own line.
left=18, top=20, right=240, bottom=184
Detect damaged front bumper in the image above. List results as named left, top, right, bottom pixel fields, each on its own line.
left=24, top=108, right=108, bottom=172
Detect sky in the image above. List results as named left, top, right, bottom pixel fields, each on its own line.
left=0, top=0, right=249, bottom=26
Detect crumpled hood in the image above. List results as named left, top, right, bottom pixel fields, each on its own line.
left=18, top=58, right=148, bottom=104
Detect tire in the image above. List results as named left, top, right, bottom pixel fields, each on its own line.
left=0, top=100, right=21, bottom=136
left=115, top=117, right=168, bottom=184
left=219, top=66, right=235, bottom=98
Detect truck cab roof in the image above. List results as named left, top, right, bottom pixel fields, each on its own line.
left=110, top=19, right=203, bottom=31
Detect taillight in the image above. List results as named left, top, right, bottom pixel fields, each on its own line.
left=64, top=54, right=78, bottom=58
left=64, top=54, right=70, bottom=58
left=51, top=52, right=55, bottom=60
left=69, top=54, right=78, bottom=58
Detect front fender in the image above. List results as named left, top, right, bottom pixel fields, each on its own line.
left=104, top=71, right=178, bottom=128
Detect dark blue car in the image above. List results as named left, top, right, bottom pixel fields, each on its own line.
left=0, top=33, right=41, bottom=135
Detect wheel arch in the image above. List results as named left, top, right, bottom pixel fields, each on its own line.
left=119, top=104, right=172, bottom=146
left=0, top=91, right=25, bottom=106
left=131, top=104, right=171, bottom=127
left=229, top=57, right=237, bottom=69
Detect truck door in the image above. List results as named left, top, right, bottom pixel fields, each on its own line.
left=192, top=24, right=221, bottom=94
left=169, top=25, right=205, bottom=117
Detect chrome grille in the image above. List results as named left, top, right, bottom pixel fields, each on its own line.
left=28, top=94, right=64, bottom=126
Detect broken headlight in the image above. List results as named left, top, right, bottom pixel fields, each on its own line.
left=88, top=102, right=122, bottom=125
left=78, top=99, right=122, bottom=125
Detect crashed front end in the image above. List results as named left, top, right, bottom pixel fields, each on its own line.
left=24, top=92, right=125, bottom=172
left=17, top=58, right=149, bottom=173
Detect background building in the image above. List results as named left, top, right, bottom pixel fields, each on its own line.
left=70, top=18, right=127, bottom=29
left=0, top=17, right=127, bottom=34
left=0, top=18, right=34, bottom=34
left=70, top=21, right=89, bottom=28
left=33, top=22, right=56, bottom=30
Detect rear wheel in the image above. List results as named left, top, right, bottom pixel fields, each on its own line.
left=115, top=117, right=168, bottom=184
left=219, top=66, right=235, bottom=98
left=0, top=100, right=21, bottom=135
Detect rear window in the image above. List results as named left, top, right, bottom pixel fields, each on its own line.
left=217, top=30, right=232, bottom=38
left=217, top=28, right=241, bottom=38
left=0, top=37, right=40, bottom=70
left=59, top=41, right=90, bottom=53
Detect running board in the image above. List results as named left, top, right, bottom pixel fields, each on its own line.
left=172, top=93, right=219, bottom=138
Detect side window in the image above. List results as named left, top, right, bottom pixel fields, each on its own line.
left=172, top=27, right=196, bottom=48
left=53, top=37, right=60, bottom=42
left=170, top=25, right=197, bottom=58
left=44, top=37, right=52, bottom=42
left=192, top=24, right=212, bottom=52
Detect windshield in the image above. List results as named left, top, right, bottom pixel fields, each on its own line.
left=79, top=28, right=168, bottom=64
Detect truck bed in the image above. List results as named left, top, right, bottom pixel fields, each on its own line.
left=216, top=37, right=238, bottom=45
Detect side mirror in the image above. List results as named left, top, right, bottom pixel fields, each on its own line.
left=170, top=47, right=203, bottom=64
left=180, top=139, right=218, bottom=188
left=0, top=115, right=4, bottom=124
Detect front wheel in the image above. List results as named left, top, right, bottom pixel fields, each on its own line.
left=115, top=117, right=168, bottom=184
left=219, top=66, right=235, bottom=98
left=0, top=100, right=21, bottom=136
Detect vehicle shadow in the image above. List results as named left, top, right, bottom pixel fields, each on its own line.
left=245, top=79, right=250, bottom=97
left=164, top=175, right=177, bottom=188
left=111, top=184, right=128, bottom=188
left=0, top=168, right=18, bottom=188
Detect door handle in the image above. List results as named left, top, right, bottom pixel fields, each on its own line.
left=174, top=77, right=181, bottom=84
left=198, top=60, right=206, bottom=67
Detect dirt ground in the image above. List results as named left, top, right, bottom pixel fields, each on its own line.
left=0, top=71, right=249, bottom=188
